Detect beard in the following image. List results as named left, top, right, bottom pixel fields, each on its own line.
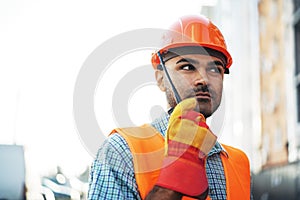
left=165, top=85, right=221, bottom=118
left=165, top=87, right=177, bottom=109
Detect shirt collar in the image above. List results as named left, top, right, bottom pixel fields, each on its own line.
left=151, top=111, right=228, bottom=157
left=150, top=112, right=169, bottom=137
left=208, top=141, right=228, bottom=158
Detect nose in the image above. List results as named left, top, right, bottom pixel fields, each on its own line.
left=193, top=70, right=208, bottom=86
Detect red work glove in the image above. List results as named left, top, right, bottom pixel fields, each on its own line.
left=156, top=98, right=217, bottom=198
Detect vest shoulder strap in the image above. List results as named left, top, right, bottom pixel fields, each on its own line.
left=111, top=124, right=165, bottom=199
left=221, top=144, right=251, bottom=199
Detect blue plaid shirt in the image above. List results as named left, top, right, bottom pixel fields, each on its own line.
left=88, top=113, right=236, bottom=199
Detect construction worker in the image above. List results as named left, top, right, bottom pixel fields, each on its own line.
left=88, top=14, right=251, bottom=200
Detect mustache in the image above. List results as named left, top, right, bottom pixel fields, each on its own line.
left=193, top=85, right=209, bottom=93
left=186, top=85, right=212, bottom=97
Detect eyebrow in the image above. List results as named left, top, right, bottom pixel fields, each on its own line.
left=176, top=57, right=224, bottom=67
left=209, top=60, right=225, bottom=68
left=176, top=58, right=199, bottom=65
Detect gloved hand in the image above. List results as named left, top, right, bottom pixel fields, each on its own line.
left=156, top=98, right=217, bottom=199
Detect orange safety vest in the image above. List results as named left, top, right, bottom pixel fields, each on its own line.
left=111, top=124, right=250, bottom=200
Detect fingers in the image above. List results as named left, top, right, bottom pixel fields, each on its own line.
left=180, top=110, right=206, bottom=125
left=170, top=98, right=198, bottom=122
left=177, top=98, right=197, bottom=112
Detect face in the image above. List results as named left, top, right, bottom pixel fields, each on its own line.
left=155, top=54, right=225, bottom=118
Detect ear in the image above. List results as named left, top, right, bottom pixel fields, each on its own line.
left=155, top=70, right=166, bottom=92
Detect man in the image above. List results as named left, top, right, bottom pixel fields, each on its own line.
left=88, top=15, right=251, bottom=200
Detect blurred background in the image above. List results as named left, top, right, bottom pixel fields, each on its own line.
left=1, top=0, right=300, bottom=199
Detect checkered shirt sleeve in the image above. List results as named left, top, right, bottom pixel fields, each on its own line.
left=88, top=133, right=141, bottom=200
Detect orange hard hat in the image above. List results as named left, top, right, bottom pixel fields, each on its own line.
left=151, top=15, right=232, bottom=74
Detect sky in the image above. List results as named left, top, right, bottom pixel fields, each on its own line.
left=0, top=0, right=218, bottom=189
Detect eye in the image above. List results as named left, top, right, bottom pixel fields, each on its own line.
left=179, top=64, right=196, bottom=71
left=207, top=62, right=225, bottom=75
left=208, top=66, right=222, bottom=73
